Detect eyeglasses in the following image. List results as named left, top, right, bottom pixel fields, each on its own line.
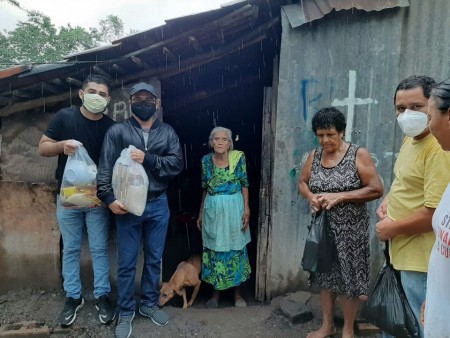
left=132, top=98, right=157, bottom=104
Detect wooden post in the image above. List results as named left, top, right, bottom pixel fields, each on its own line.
left=255, top=55, right=278, bottom=301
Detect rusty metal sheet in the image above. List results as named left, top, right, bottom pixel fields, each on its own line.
left=283, top=0, right=409, bottom=27
left=0, top=64, right=32, bottom=80
left=270, top=0, right=450, bottom=296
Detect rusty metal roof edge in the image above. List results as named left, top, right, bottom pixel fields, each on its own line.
left=283, top=0, right=410, bottom=28
left=0, top=64, right=33, bottom=80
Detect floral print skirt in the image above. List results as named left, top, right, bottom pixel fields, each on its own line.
left=201, top=246, right=251, bottom=290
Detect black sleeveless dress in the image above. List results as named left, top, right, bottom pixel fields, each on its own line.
left=308, top=144, right=370, bottom=297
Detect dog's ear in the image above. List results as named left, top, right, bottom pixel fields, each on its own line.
left=174, top=287, right=183, bottom=296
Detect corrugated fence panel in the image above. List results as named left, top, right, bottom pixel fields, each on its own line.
left=271, top=0, right=450, bottom=296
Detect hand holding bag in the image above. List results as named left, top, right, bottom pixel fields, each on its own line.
left=112, top=145, right=149, bottom=216
left=361, top=242, right=419, bottom=338
left=301, top=211, right=334, bottom=273
left=60, top=140, right=102, bottom=208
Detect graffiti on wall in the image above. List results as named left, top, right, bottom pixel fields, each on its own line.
left=331, top=70, right=378, bottom=142
left=108, top=100, right=129, bottom=121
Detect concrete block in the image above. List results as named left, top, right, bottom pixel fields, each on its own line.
left=278, top=299, right=313, bottom=324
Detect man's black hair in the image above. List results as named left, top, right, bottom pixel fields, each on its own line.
left=394, top=75, right=436, bottom=103
left=82, top=74, right=110, bottom=92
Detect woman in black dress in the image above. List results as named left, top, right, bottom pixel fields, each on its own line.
left=299, top=107, right=383, bottom=338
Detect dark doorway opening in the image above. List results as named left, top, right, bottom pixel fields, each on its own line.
left=161, top=75, right=273, bottom=307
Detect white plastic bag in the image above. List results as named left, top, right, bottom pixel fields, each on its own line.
left=112, top=145, right=149, bottom=216
left=60, top=141, right=102, bottom=208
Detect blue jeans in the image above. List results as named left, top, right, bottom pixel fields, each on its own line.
left=56, top=196, right=111, bottom=299
left=382, top=270, right=427, bottom=338
left=116, top=193, right=169, bottom=316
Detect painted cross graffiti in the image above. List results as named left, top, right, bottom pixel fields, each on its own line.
left=331, top=70, right=378, bottom=142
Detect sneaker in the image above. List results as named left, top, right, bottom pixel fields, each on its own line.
left=58, top=297, right=84, bottom=326
left=139, top=304, right=169, bottom=326
left=115, top=312, right=135, bottom=338
left=95, top=295, right=116, bottom=324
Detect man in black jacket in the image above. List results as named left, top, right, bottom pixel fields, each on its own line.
left=97, top=82, right=183, bottom=338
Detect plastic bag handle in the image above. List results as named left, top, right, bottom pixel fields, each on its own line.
left=384, top=241, right=391, bottom=266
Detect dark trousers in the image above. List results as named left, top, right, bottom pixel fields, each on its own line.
left=115, top=193, right=169, bottom=316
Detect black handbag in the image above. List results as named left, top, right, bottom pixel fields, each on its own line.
left=361, top=242, right=419, bottom=338
left=301, top=211, right=334, bottom=273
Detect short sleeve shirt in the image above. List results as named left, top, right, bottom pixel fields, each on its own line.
left=44, top=107, right=114, bottom=190
left=388, top=134, right=450, bottom=272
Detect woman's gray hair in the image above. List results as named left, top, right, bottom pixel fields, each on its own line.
left=208, top=126, right=234, bottom=150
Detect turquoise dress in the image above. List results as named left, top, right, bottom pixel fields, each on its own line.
left=200, top=151, right=251, bottom=290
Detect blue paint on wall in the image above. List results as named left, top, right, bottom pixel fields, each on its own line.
left=301, top=78, right=322, bottom=121
left=301, top=79, right=309, bottom=121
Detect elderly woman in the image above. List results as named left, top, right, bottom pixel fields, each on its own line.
left=298, top=107, right=383, bottom=338
left=197, top=126, right=251, bottom=308
left=420, top=80, right=450, bottom=337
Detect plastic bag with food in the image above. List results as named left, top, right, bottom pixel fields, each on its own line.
left=112, top=145, right=149, bottom=216
left=60, top=141, right=102, bottom=208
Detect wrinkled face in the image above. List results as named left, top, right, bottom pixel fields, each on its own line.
left=211, top=131, right=230, bottom=154
left=158, top=283, right=176, bottom=306
left=316, top=127, right=343, bottom=153
left=428, top=96, right=450, bottom=151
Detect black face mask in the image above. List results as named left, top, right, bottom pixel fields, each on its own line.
left=131, top=102, right=156, bottom=121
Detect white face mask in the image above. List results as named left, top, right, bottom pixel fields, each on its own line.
left=82, top=92, right=108, bottom=114
left=397, top=109, right=429, bottom=137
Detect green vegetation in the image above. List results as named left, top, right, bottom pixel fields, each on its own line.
left=0, top=1, right=128, bottom=68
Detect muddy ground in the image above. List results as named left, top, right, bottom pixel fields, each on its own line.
left=0, top=286, right=382, bottom=338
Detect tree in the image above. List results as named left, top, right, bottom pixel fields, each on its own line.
left=98, top=15, right=125, bottom=43
left=0, top=0, right=21, bottom=8
left=0, top=10, right=126, bottom=68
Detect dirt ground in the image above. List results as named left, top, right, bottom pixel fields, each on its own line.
left=0, top=286, right=383, bottom=338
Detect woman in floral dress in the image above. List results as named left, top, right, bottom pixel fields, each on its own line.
left=197, top=126, right=251, bottom=308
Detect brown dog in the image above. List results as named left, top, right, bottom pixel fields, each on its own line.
left=159, top=254, right=202, bottom=309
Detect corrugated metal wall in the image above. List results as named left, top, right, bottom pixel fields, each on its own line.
left=271, top=0, right=450, bottom=296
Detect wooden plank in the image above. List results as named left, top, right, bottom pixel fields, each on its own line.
left=0, top=91, right=78, bottom=117
left=93, top=65, right=113, bottom=82
left=255, top=55, right=279, bottom=301
left=112, top=64, right=128, bottom=75
left=131, top=56, right=150, bottom=69
left=266, top=54, right=279, bottom=301
left=188, top=35, right=203, bottom=53
left=66, top=77, right=83, bottom=88
left=162, top=47, right=177, bottom=64
left=256, top=86, right=273, bottom=302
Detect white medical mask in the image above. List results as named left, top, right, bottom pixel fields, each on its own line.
left=397, top=109, right=429, bottom=137
left=82, top=92, right=108, bottom=114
